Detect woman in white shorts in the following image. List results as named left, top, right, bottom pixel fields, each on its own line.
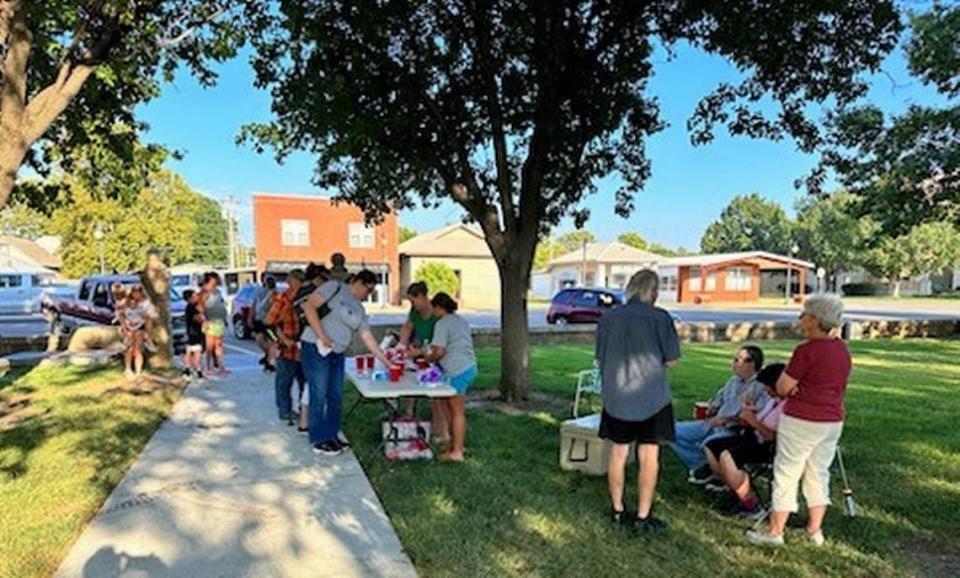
left=747, top=294, right=851, bottom=547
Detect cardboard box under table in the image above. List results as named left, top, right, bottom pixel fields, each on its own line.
left=344, top=358, right=457, bottom=456
left=560, top=414, right=635, bottom=476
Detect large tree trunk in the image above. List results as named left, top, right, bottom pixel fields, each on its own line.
left=142, top=251, right=174, bottom=368
left=495, top=249, right=535, bottom=401
left=0, top=141, right=27, bottom=207
left=892, top=279, right=902, bottom=298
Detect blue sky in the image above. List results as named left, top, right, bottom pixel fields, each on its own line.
left=139, top=34, right=941, bottom=251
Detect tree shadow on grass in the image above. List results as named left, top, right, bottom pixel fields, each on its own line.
left=345, top=393, right=910, bottom=577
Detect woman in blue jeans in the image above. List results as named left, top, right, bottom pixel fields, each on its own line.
left=411, top=292, right=477, bottom=462
left=301, top=270, right=392, bottom=456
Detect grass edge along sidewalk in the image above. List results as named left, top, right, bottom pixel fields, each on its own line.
left=0, top=365, right=185, bottom=578
left=346, top=339, right=960, bottom=578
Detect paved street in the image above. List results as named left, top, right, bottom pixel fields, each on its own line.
left=2, top=298, right=958, bottom=342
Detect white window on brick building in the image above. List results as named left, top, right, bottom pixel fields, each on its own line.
left=349, top=223, right=375, bottom=248
left=281, top=219, right=309, bottom=246
left=725, top=267, right=752, bottom=291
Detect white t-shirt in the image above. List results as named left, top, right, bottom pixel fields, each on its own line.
left=124, top=299, right=157, bottom=331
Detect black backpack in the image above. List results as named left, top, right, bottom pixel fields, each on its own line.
left=293, top=282, right=341, bottom=338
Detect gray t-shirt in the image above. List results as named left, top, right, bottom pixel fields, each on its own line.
left=300, top=281, right=369, bottom=353
left=431, top=313, right=475, bottom=377
left=596, top=299, right=681, bottom=421
left=204, top=290, right=227, bottom=322
left=254, top=286, right=274, bottom=322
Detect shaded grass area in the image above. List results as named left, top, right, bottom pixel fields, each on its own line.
left=346, top=339, right=960, bottom=577
left=0, top=366, right=184, bottom=578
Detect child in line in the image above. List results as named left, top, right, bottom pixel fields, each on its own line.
left=182, top=289, right=205, bottom=380
left=123, top=284, right=157, bottom=379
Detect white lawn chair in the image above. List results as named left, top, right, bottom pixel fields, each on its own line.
left=573, top=367, right=602, bottom=418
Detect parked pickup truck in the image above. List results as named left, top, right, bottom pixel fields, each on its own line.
left=0, top=271, right=75, bottom=316
left=44, top=274, right=187, bottom=352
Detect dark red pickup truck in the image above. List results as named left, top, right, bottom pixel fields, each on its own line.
left=45, top=274, right=188, bottom=352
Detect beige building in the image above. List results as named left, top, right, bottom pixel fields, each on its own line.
left=399, top=224, right=501, bottom=310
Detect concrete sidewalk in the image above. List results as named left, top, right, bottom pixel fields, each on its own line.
left=55, top=365, right=416, bottom=578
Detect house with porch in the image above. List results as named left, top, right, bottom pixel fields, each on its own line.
left=657, top=251, right=814, bottom=303
left=535, top=244, right=815, bottom=304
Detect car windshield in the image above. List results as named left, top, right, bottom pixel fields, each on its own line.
left=170, top=274, right=192, bottom=286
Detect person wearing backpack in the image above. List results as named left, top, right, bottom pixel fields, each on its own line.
left=266, top=270, right=307, bottom=428
left=301, top=269, right=392, bottom=456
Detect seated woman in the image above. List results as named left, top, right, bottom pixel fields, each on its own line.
left=703, top=363, right=787, bottom=520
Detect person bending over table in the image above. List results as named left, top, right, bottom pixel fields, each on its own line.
left=669, top=345, right=767, bottom=485
left=410, top=292, right=476, bottom=462
left=703, top=363, right=786, bottom=520
left=301, top=270, right=392, bottom=457
left=747, top=294, right=851, bottom=548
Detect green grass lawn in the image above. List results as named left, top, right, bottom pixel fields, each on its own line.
left=0, top=365, right=184, bottom=578
left=346, top=339, right=960, bottom=578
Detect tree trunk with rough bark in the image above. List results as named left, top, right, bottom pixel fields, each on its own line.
left=496, top=257, right=533, bottom=401
left=142, top=251, right=174, bottom=368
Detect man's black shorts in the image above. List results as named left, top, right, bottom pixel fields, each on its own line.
left=599, top=404, right=676, bottom=445
left=252, top=320, right=268, bottom=335
left=704, top=434, right=774, bottom=468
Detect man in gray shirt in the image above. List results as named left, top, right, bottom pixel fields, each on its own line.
left=670, top=345, right=766, bottom=484
left=596, top=269, right=679, bottom=534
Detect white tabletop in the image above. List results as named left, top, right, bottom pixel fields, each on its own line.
left=345, top=358, right=457, bottom=399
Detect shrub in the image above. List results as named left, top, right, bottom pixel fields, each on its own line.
left=414, top=262, right=460, bottom=298
left=841, top=282, right=887, bottom=296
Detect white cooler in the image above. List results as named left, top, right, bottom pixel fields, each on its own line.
left=559, top=414, right=635, bottom=476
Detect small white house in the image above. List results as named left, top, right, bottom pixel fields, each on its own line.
left=540, top=242, right=662, bottom=296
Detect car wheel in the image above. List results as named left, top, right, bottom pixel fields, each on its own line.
left=554, top=316, right=568, bottom=326
left=232, top=316, right=249, bottom=339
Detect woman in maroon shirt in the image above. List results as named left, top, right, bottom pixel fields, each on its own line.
left=747, top=294, right=851, bottom=547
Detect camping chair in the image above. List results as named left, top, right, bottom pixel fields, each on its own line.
left=573, top=367, right=601, bottom=418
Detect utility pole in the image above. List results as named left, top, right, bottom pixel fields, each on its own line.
left=222, top=195, right=237, bottom=269
left=580, top=239, right=588, bottom=287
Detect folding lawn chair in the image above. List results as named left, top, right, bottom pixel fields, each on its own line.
left=573, top=367, right=601, bottom=418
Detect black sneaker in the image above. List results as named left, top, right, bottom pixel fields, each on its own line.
left=727, top=503, right=766, bottom=521
left=182, top=368, right=191, bottom=378
left=687, top=465, right=716, bottom=485
left=705, top=479, right=728, bottom=493
left=610, top=509, right=630, bottom=530
left=312, top=441, right=342, bottom=456
left=632, top=515, right=669, bottom=535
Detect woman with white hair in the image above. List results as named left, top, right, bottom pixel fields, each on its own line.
left=747, top=293, right=851, bottom=547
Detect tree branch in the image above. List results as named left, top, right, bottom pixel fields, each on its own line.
left=156, top=7, right=229, bottom=49
left=466, top=0, right=515, bottom=233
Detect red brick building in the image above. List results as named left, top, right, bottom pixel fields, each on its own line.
left=658, top=251, right=812, bottom=304
left=253, top=193, right=400, bottom=305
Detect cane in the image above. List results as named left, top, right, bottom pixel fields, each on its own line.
left=836, top=445, right=856, bottom=518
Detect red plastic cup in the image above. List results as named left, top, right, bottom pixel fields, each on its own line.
left=389, top=364, right=403, bottom=382
left=693, top=402, right=709, bottom=420
left=354, top=356, right=365, bottom=372
left=365, top=355, right=375, bottom=370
